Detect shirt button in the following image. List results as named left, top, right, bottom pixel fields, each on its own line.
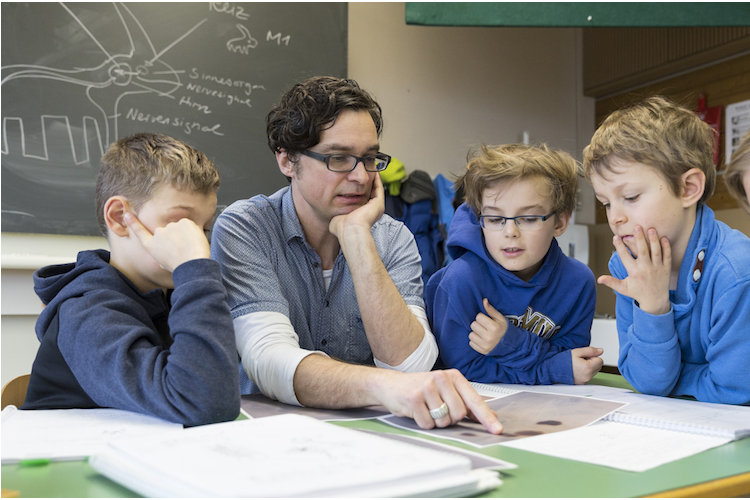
left=321, top=339, right=327, bottom=346
left=325, top=300, right=330, bottom=307
left=693, top=269, right=701, bottom=282
left=698, top=250, right=705, bottom=261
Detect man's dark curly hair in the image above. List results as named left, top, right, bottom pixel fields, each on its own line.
left=266, top=76, right=383, bottom=160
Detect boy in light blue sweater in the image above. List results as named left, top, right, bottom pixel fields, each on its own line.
left=583, top=96, right=750, bottom=405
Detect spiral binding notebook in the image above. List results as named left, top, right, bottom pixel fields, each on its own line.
left=472, top=382, right=750, bottom=441
left=89, top=413, right=502, bottom=497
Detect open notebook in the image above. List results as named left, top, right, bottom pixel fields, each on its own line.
left=472, top=382, right=750, bottom=472
left=472, top=382, right=750, bottom=440
left=89, top=414, right=502, bottom=497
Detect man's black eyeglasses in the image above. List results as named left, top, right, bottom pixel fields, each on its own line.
left=301, top=150, right=391, bottom=172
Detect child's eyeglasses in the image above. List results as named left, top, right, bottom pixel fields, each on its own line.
left=478, top=212, right=556, bottom=231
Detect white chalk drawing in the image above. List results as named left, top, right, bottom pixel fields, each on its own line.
left=1, top=2, right=204, bottom=164
left=1, top=1, right=342, bottom=234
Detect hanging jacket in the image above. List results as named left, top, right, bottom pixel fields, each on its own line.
left=392, top=170, right=445, bottom=284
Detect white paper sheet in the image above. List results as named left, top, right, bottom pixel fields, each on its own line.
left=1, top=406, right=183, bottom=463
left=90, top=414, right=502, bottom=497
left=473, top=381, right=633, bottom=400
left=501, top=420, right=731, bottom=472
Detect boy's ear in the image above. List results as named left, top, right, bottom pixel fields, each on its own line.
left=104, top=196, right=131, bottom=237
left=680, top=168, right=706, bottom=207
left=276, top=150, right=297, bottom=179
left=553, top=211, right=571, bottom=237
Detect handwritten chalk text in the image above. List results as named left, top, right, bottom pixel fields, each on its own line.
left=179, top=95, right=212, bottom=114
left=267, top=31, right=291, bottom=46
left=189, top=68, right=265, bottom=96
left=185, top=83, right=253, bottom=108
left=125, top=108, right=224, bottom=136
left=209, top=2, right=249, bottom=20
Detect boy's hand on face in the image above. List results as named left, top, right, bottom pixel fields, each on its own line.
left=124, top=212, right=211, bottom=273
left=597, top=226, right=672, bottom=315
left=329, top=173, right=385, bottom=242
left=571, top=347, right=604, bottom=384
left=469, top=299, right=508, bottom=355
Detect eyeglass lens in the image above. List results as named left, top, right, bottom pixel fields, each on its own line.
left=481, top=216, right=544, bottom=231
left=328, top=154, right=388, bottom=172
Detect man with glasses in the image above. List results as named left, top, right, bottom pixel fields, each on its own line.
left=425, top=143, right=604, bottom=386
left=211, top=76, right=503, bottom=433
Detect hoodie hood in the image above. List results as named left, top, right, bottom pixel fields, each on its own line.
left=447, top=202, right=561, bottom=288
left=33, top=249, right=164, bottom=341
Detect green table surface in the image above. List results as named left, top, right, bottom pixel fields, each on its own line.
left=3, top=373, right=750, bottom=498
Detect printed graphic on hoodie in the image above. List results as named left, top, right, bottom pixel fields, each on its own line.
left=507, top=306, right=561, bottom=340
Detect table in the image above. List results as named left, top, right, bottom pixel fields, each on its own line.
left=3, top=373, right=750, bottom=498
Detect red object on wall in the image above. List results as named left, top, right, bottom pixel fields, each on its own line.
left=695, top=93, right=722, bottom=167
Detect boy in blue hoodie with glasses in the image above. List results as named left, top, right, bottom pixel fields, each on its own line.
left=425, top=144, right=602, bottom=385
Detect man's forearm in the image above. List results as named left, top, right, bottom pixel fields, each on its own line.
left=292, top=354, right=390, bottom=408
left=338, top=226, right=424, bottom=366
left=294, top=355, right=504, bottom=435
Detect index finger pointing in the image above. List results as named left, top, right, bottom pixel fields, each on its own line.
left=450, top=371, right=503, bottom=434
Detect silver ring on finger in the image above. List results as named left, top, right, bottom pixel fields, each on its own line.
left=428, top=402, right=449, bottom=420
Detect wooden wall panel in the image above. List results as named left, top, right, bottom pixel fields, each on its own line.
left=584, top=27, right=750, bottom=98
left=593, top=52, right=750, bottom=223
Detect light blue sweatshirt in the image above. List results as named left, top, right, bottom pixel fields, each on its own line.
left=611, top=204, right=750, bottom=405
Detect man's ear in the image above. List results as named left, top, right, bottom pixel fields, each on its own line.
left=553, top=211, right=571, bottom=237
left=276, top=150, right=297, bottom=180
left=680, top=168, right=706, bottom=207
left=104, top=196, right=130, bottom=237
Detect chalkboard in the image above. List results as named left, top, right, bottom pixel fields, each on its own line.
left=1, top=2, right=347, bottom=235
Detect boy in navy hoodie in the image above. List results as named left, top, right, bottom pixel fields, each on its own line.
left=23, top=133, right=240, bottom=425
left=425, top=144, right=603, bottom=385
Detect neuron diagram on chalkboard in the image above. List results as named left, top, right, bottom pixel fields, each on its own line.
left=1, top=2, right=347, bottom=235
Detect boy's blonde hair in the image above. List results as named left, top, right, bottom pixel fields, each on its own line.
left=95, top=133, right=220, bottom=237
left=724, top=130, right=750, bottom=214
left=582, top=95, right=716, bottom=204
left=457, top=143, right=579, bottom=216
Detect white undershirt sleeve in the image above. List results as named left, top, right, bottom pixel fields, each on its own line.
left=234, top=311, right=329, bottom=406
left=373, top=305, right=439, bottom=373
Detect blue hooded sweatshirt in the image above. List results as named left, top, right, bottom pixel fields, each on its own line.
left=425, top=204, right=596, bottom=384
left=23, top=249, right=240, bottom=426
left=611, top=204, right=750, bottom=405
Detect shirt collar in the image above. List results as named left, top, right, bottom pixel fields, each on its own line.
left=281, top=185, right=307, bottom=244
